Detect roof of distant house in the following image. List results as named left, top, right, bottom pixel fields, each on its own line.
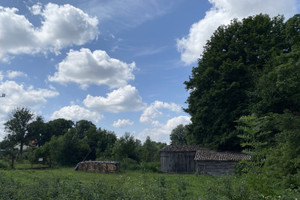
left=160, top=145, right=202, bottom=152
left=160, top=145, right=251, bottom=161
left=194, top=149, right=251, bottom=161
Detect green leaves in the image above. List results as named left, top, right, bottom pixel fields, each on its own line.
left=184, top=14, right=300, bottom=151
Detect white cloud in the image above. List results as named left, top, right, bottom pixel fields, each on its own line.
left=6, top=70, right=27, bottom=79
left=0, top=3, right=98, bottom=61
left=51, top=105, right=103, bottom=123
left=0, top=6, right=39, bottom=60
left=140, top=101, right=181, bottom=123
left=138, top=115, right=191, bottom=143
left=83, top=85, right=145, bottom=113
left=113, top=119, right=134, bottom=128
left=177, top=0, right=298, bottom=65
left=0, top=80, right=58, bottom=120
left=37, top=3, right=99, bottom=53
left=29, top=3, right=42, bottom=15
left=49, top=48, right=135, bottom=89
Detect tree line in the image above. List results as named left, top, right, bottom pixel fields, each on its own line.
left=0, top=107, right=165, bottom=169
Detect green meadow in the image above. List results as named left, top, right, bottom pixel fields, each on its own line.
left=1, top=167, right=299, bottom=200
left=0, top=168, right=213, bottom=200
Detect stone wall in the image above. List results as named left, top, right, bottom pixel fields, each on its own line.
left=75, top=161, right=120, bottom=173
left=195, top=161, right=237, bottom=176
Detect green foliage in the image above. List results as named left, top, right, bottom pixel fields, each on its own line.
left=47, top=118, right=74, bottom=137
left=184, top=14, right=300, bottom=150
left=237, top=115, right=272, bottom=162
left=4, top=107, right=34, bottom=155
left=205, top=174, right=300, bottom=200
left=236, top=112, right=300, bottom=188
left=27, top=116, right=49, bottom=147
left=170, top=124, right=187, bottom=145
left=112, top=132, right=141, bottom=162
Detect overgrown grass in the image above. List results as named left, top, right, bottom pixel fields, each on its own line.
left=0, top=168, right=214, bottom=199
left=0, top=168, right=299, bottom=199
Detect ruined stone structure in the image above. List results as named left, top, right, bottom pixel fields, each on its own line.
left=160, top=145, right=251, bottom=176
left=74, top=161, right=120, bottom=173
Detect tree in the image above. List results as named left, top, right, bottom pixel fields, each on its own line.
left=96, top=129, right=117, bottom=159
left=4, top=107, right=34, bottom=155
left=0, top=138, right=18, bottom=168
left=140, top=136, right=159, bottom=162
left=75, top=120, right=96, bottom=139
left=112, top=133, right=141, bottom=161
left=28, top=116, right=49, bottom=147
left=47, top=118, right=74, bottom=137
left=170, top=124, right=187, bottom=145
left=184, top=14, right=292, bottom=150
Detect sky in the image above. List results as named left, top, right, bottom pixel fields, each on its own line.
left=0, top=0, right=298, bottom=143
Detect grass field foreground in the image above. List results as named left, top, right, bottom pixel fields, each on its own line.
left=1, top=168, right=299, bottom=199
left=0, top=168, right=215, bottom=200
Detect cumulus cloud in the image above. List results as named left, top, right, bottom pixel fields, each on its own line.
left=83, top=85, right=145, bottom=113
left=113, top=119, right=134, bottom=128
left=51, top=105, right=103, bottom=123
left=29, top=2, right=42, bottom=15
left=37, top=3, right=98, bottom=53
left=49, top=48, right=135, bottom=89
left=0, top=3, right=98, bottom=61
left=138, top=115, right=191, bottom=143
left=0, top=80, right=58, bottom=120
left=177, top=0, right=298, bottom=65
left=6, top=70, right=27, bottom=79
left=140, top=101, right=182, bottom=123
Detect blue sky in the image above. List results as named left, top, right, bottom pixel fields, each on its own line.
left=0, top=0, right=298, bottom=143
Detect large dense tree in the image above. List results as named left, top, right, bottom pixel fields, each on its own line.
left=47, top=118, right=74, bottom=137
left=184, top=14, right=299, bottom=150
left=4, top=107, right=34, bottom=155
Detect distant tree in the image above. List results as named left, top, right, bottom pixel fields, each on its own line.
left=4, top=107, right=34, bottom=155
left=47, top=118, right=74, bottom=137
left=140, top=136, right=158, bottom=162
left=96, top=129, right=117, bottom=159
left=75, top=120, right=96, bottom=139
left=112, top=133, right=141, bottom=161
left=0, top=138, right=18, bottom=168
left=170, top=124, right=187, bottom=145
left=28, top=116, right=49, bottom=147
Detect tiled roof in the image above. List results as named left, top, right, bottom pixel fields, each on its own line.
left=194, top=149, right=251, bottom=161
left=160, top=145, right=202, bottom=152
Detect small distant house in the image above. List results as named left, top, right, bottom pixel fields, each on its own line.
left=160, top=145, right=251, bottom=176
left=75, top=161, right=120, bottom=173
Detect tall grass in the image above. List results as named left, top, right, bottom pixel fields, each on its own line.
left=0, top=168, right=212, bottom=199
left=0, top=168, right=299, bottom=199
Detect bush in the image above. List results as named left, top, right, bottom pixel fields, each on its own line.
left=140, top=161, right=160, bottom=172
left=120, top=157, right=140, bottom=170
left=0, top=160, right=8, bottom=169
